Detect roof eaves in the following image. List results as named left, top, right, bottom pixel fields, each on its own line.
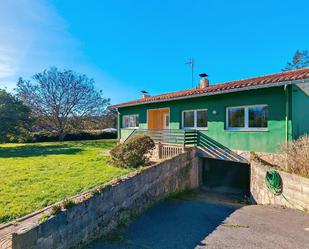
left=114, top=80, right=295, bottom=109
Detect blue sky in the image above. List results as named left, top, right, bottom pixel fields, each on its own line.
left=0, top=0, right=308, bottom=104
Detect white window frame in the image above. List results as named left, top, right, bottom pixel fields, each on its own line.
left=226, top=105, right=268, bottom=131
left=122, top=114, right=139, bottom=129
left=182, top=109, right=208, bottom=130
left=163, top=113, right=170, bottom=129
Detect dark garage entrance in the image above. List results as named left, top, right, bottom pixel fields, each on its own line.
left=201, top=158, right=250, bottom=199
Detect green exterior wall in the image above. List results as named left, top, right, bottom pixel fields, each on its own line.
left=291, top=84, right=309, bottom=138
left=118, top=87, right=294, bottom=153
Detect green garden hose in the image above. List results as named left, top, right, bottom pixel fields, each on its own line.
left=265, top=169, right=305, bottom=211
left=265, top=169, right=283, bottom=196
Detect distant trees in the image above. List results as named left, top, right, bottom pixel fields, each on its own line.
left=80, top=108, right=117, bottom=130
left=0, top=89, right=32, bottom=142
left=100, top=108, right=117, bottom=129
left=16, top=67, right=110, bottom=140
left=283, top=50, right=309, bottom=71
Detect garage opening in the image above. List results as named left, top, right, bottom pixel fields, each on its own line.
left=201, top=158, right=250, bottom=199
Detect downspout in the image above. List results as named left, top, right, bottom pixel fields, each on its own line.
left=284, top=84, right=289, bottom=145
left=284, top=84, right=290, bottom=169
left=117, top=110, right=121, bottom=141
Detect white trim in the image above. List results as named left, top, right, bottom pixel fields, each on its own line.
left=182, top=109, right=208, bottom=130
left=122, top=114, right=139, bottom=129
left=146, top=107, right=170, bottom=129
left=163, top=113, right=170, bottom=129
left=225, top=128, right=269, bottom=132
left=226, top=104, right=268, bottom=131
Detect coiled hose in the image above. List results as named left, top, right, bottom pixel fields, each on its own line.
left=265, top=169, right=305, bottom=211
left=265, top=169, right=283, bottom=195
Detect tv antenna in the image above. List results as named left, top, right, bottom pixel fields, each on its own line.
left=185, top=58, right=195, bottom=88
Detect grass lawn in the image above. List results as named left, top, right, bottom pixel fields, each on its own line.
left=0, top=139, right=131, bottom=224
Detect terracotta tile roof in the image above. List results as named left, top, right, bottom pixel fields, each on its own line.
left=111, top=68, right=309, bottom=108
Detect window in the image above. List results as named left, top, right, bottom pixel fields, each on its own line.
left=228, top=107, right=245, bottom=128
left=183, top=111, right=194, bottom=128
left=182, top=109, right=208, bottom=129
left=226, top=105, right=268, bottom=131
left=123, top=114, right=139, bottom=128
left=249, top=106, right=268, bottom=128
left=197, top=110, right=207, bottom=128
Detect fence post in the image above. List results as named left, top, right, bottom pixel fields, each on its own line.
left=182, top=130, right=186, bottom=152
left=158, top=142, right=163, bottom=159
left=182, top=143, right=185, bottom=153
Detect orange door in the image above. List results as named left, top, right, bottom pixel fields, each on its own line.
left=148, top=108, right=169, bottom=129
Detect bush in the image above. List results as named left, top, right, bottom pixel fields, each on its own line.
left=280, top=135, right=309, bottom=178
left=110, top=135, right=155, bottom=168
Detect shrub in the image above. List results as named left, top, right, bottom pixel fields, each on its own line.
left=110, top=135, right=155, bottom=168
left=280, top=135, right=309, bottom=178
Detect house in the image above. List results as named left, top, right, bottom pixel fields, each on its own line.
left=111, top=68, right=309, bottom=161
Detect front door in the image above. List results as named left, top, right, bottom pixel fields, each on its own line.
left=148, top=108, right=169, bottom=129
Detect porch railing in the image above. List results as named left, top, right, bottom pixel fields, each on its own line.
left=122, top=129, right=197, bottom=147
left=121, top=128, right=247, bottom=162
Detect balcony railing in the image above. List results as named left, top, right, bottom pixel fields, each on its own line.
left=122, top=129, right=197, bottom=147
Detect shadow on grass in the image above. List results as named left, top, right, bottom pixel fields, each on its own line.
left=73, top=140, right=115, bottom=149
left=0, top=145, right=83, bottom=158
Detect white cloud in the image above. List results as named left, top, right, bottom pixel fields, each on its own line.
left=0, top=0, right=83, bottom=90
left=0, top=0, right=134, bottom=104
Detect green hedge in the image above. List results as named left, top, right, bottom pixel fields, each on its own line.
left=9, top=131, right=117, bottom=143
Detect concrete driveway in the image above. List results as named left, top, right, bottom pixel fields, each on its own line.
left=198, top=205, right=309, bottom=249
left=85, top=195, right=309, bottom=249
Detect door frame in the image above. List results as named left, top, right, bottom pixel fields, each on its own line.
left=163, top=112, right=170, bottom=129
left=146, top=107, right=170, bottom=129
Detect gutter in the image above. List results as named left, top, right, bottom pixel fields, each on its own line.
left=113, top=79, right=309, bottom=109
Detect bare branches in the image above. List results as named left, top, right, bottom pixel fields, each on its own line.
left=16, top=67, right=110, bottom=139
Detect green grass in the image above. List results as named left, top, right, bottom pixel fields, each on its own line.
left=0, top=139, right=131, bottom=224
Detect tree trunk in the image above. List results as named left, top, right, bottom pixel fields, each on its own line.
left=58, top=131, right=66, bottom=141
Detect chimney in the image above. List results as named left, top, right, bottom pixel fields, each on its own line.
left=199, top=73, right=209, bottom=88
left=141, top=90, right=150, bottom=99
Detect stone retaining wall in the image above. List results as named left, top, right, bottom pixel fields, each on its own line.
left=250, top=161, right=309, bottom=210
left=12, top=149, right=199, bottom=249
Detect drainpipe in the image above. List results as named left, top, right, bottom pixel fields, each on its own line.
left=284, top=84, right=289, bottom=145
left=117, top=110, right=121, bottom=141
left=284, top=84, right=290, bottom=169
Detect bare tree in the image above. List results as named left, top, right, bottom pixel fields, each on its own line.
left=283, top=50, right=309, bottom=71
left=16, top=67, right=110, bottom=140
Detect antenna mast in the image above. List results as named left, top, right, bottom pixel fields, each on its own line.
left=185, top=58, right=195, bottom=88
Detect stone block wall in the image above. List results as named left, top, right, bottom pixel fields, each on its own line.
left=250, top=161, right=309, bottom=210
left=12, top=149, right=199, bottom=249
